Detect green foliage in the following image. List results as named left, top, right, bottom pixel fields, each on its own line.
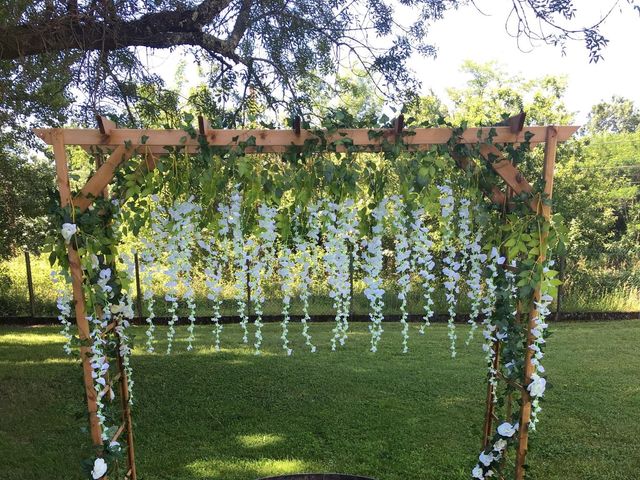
left=585, top=96, right=640, bottom=135
left=0, top=145, right=56, bottom=258
left=445, top=60, right=573, bottom=127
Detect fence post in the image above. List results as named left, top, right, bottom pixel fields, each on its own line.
left=134, top=252, right=143, bottom=320
left=24, top=250, right=36, bottom=318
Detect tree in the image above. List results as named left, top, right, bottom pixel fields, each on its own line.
left=585, top=96, right=640, bottom=134
left=1, top=0, right=638, bottom=129
left=0, top=144, right=55, bottom=258
left=444, top=60, right=573, bottom=126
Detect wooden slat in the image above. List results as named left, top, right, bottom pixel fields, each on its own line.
left=110, top=422, right=126, bottom=444
left=97, top=115, right=117, bottom=136
left=103, top=320, right=117, bottom=334
left=496, top=371, right=526, bottom=391
left=33, top=125, right=580, bottom=148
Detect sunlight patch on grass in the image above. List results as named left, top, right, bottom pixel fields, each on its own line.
left=0, top=331, right=65, bottom=345
left=186, top=457, right=310, bottom=479
left=0, top=357, right=75, bottom=366
left=237, top=433, right=285, bottom=449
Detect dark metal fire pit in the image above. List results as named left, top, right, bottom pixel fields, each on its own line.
left=258, top=475, right=376, bottom=480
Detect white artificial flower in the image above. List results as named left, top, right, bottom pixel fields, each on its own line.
left=472, top=465, right=484, bottom=479
left=61, top=223, right=77, bottom=243
left=528, top=373, right=547, bottom=397
left=497, top=422, right=518, bottom=438
left=479, top=451, right=494, bottom=466
left=493, top=438, right=507, bottom=452
left=91, top=457, right=108, bottom=479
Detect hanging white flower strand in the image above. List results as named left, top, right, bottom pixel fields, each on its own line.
left=91, top=267, right=113, bottom=439
left=361, top=197, right=387, bottom=352
left=248, top=203, right=277, bottom=355
left=410, top=208, right=436, bottom=335
left=200, top=237, right=224, bottom=352
left=246, top=238, right=264, bottom=353
left=139, top=237, right=158, bottom=353
left=161, top=197, right=201, bottom=353
left=51, top=269, right=73, bottom=355
left=324, top=200, right=357, bottom=351
left=278, top=247, right=295, bottom=355
left=112, top=253, right=136, bottom=405
left=528, top=261, right=554, bottom=430
left=465, top=207, right=487, bottom=345
left=295, top=203, right=318, bottom=352
left=438, top=183, right=460, bottom=358
left=228, top=188, right=250, bottom=343
left=390, top=195, right=411, bottom=353
left=481, top=247, right=504, bottom=404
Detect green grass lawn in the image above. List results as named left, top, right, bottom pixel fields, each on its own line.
left=1, top=320, right=639, bottom=480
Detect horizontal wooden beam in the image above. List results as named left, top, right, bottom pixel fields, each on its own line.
left=34, top=125, right=579, bottom=149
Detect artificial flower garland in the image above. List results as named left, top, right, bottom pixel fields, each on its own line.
left=361, top=197, right=388, bottom=352
left=438, top=183, right=461, bottom=358
left=51, top=269, right=73, bottom=355
left=295, top=203, right=319, bottom=352
left=391, top=195, right=412, bottom=353
left=411, top=208, right=436, bottom=336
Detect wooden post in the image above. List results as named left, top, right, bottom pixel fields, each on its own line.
left=515, top=126, right=558, bottom=480
left=24, top=250, right=36, bottom=318
left=51, top=130, right=104, bottom=447
left=134, top=252, right=143, bottom=320
left=116, top=339, right=137, bottom=480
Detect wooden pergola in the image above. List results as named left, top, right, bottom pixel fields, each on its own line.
left=35, top=119, right=578, bottom=480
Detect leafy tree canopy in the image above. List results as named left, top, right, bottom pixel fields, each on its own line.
left=1, top=0, right=638, bottom=130
left=585, top=96, right=640, bottom=134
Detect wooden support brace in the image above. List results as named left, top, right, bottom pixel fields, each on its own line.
left=75, top=144, right=138, bottom=212
left=479, top=144, right=539, bottom=212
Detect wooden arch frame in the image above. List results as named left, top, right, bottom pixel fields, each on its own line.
left=35, top=120, right=578, bottom=480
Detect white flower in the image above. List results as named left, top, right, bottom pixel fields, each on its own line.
left=497, top=422, right=518, bottom=438
left=493, top=438, right=507, bottom=451
left=61, top=223, right=77, bottom=243
left=528, top=373, right=547, bottom=397
left=91, top=458, right=108, bottom=479
left=472, top=465, right=484, bottom=479
left=479, top=451, right=494, bottom=466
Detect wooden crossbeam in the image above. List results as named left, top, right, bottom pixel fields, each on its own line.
left=34, top=125, right=579, bottom=148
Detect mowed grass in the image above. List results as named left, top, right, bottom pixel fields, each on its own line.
left=1, top=321, right=639, bottom=480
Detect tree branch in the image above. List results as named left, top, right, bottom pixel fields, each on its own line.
left=0, top=0, right=239, bottom=61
